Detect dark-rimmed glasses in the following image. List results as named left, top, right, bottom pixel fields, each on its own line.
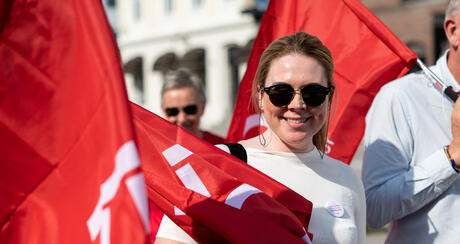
left=164, top=105, right=198, bottom=116
left=261, top=83, right=333, bottom=107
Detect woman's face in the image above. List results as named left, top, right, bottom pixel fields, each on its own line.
left=260, top=53, right=330, bottom=152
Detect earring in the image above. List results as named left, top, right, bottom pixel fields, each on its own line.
left=259, top=101, right=263, bottom=110
left=258, top=113, right=266, bottom=146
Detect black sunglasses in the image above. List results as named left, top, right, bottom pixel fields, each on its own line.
left=261, top=83, right=333, bottom=107
left=164, top=105, right=198, bottom=116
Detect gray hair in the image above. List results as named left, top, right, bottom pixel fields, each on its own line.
left=446, top=0, right=460, bottom=19
left=161, top=68, right=206, bottom=103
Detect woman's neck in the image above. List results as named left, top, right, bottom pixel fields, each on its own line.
left=242, top=130, right=315, bottom=153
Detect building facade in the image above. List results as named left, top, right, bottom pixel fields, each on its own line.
left=116, top=0, right=450, bottom=138
left=117, top=0, right=262, bottom=137
left=363, top=0, right=449, bottom=66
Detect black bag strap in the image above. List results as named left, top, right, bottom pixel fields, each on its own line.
left=225, top=143, right=247, bottom=163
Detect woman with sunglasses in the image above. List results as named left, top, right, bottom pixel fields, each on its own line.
left=155, top=32, right=365, bottom=243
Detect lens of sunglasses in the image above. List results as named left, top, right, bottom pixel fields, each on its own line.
left=165, top=105, right=198, bottom=116
left=301, top=84, right=330, bottom=107
left=263, top=84, right=330, bottom=107
left=165, top=107, right=179, bottom=116
left=183, top=105, right=198, bottom=115
left=264, top=85, right=294, bottom=107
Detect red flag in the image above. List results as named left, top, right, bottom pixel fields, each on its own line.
left=132, top=102, right=313, bottom=243
left=226, top=0, right=417, bottom=163
left=0, top=0, right=149, bottom=243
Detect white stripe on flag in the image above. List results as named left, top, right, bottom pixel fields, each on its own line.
left=125, top=172, right=150, bottom=233
left=162, top=144, right=193, bottom=166
left=174, top=206, right=186, bottom=216
left=225, top=184, right=261, bottom=209
left=175, top=163, right=211, bottom=197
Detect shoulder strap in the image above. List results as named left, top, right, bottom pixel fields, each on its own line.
left=225, top=143, right=247, bottom=163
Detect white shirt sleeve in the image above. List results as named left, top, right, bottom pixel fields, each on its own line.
left=156, top=215, right=197, bottom=244
left=353, top=169, right=366, bottom=244
left=362, top=84, right=459, bottom=228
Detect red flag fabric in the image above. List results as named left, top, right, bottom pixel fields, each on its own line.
left=149, top=202, right=164, bottom=243
left=131, top=102, right=313, bottom=243
left=226, top=0, right=417, bottom=164
left=0, top=0, right=149, bottom=243
left=148, top=133, right=223, bottom=243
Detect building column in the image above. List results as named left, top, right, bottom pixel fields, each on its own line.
left=124, top=73, right=142, bottom=105
left=145, top=70, right=164, bottom=116
left=143, top=53, right=163, bottom=115
left=202, top=42, right=232, bottom=136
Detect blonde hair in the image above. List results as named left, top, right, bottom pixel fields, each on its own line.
left=252, top=32, right=335, bottom=151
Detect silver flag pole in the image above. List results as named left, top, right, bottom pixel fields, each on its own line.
left=417, top=59, right=446, bottom=88
left=417, top=58, right=458, bottom=102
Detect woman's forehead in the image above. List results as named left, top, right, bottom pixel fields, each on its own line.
left=265, top=54, right=327, bottom=86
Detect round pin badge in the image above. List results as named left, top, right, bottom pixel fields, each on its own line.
left=326, top=200, right=344, bottom=218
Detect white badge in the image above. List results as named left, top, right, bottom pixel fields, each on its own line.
left=326, top=200, right=344, bottom=218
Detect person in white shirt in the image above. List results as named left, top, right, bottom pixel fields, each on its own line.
left=156, top=31, right=366, bottom=244
left=362, top=1, right=460, bottom=243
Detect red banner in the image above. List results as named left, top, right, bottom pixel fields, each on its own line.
left=132, top=102, right=313, bottom=243
left=226, top=0, right=417, bottom=163
left=0, top=0, right=149, bottom=243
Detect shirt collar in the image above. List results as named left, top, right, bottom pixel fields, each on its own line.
left=435, top=49, right=459, bottom=91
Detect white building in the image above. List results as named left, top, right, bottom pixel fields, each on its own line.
left=116, top=0, right=267, bottom=137
left=103, top=0, right=117, bottom=32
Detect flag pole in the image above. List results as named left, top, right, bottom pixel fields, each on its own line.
left=417, top=58, right=458, bottom=102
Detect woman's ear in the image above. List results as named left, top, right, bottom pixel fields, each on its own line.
left=256, top=87, right=264, bottom=110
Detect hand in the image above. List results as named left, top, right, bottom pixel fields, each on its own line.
left=449, top=97, right=460, bottom=165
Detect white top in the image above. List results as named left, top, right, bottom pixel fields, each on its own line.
left=157, top=146, right=366, bottom=244
left=363, top=51, right=460, bottom=244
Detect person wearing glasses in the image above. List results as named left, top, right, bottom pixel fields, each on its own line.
left=362, top=1, right=460, bottom=243
left=161, top=68, right=224, bottom=144
left=155, top=32, right=365, bottom=244
left=150, top=68, right=225, bottom=243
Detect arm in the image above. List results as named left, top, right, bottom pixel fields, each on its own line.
left=154, top=238, right=185, bottom=244
left=355, top=173, right=366, bottom=244
left=345, top=166, right=366, bottom=244
left=448, top=98, right=460, bottom=168
left=362, top=86, right=458, bottom=229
